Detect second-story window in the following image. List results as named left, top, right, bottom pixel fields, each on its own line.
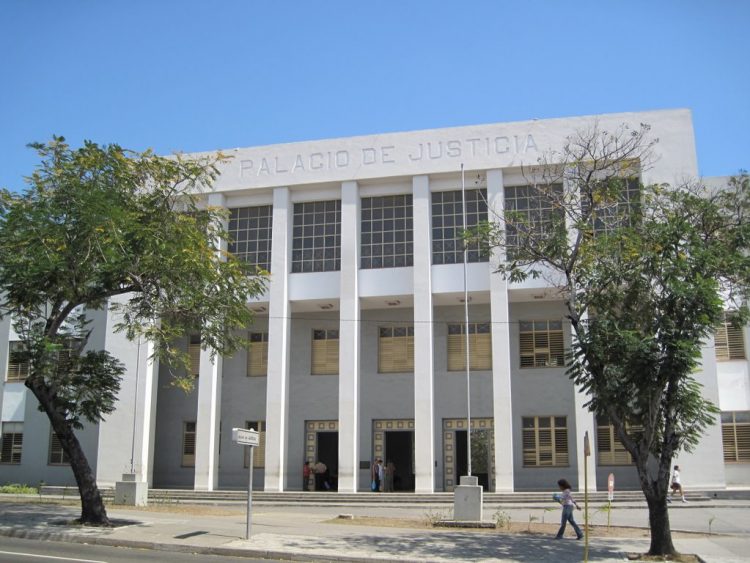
left=432, top=189, right=488, bottom=265
left=228, top=205, right=273, bottom=272
left=292, top=201, right=341, bottom=273
left=5, top=341, right=29, bottom=383
left=361, top=195, right=413, bottom=269
left=311, top=329, right=339, bottom=375
left=504, top=184, right=564, bottom=257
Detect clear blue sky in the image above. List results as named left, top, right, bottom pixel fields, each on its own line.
left=1, top=0, right=748, bottom=191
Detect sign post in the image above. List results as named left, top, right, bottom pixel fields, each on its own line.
left=232, top=428, right=259, bottom=540
left=607, top=473, right=615, bottom=529
left=583, top=431, right=590, bottom=562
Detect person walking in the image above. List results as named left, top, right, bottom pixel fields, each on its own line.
left=668, top=465, right=687, bottom=503
left=555, top=478, right=584, bottom=540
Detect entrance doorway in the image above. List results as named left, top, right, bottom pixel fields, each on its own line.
left=442, top=418, right=494, bottom=492
left=384, top=431, right=414, bottom=491
left=455, top=429, right=490, bottom=491
left=316, top=431, right=338, bottom=491
left=305, top=420, right=338, bottom=492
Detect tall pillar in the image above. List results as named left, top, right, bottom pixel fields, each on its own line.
left=338, top=181, right=360, bottom=492
left=264, top=187, right=292, bottom=491
left=412, top=175, right=435, bottom=492
left=487, top=169, right=515, bottom=492
left=194, top=192, right=227, bottom=491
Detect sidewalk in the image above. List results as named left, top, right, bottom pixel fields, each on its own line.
left=1, top=498, right=749, bottom=562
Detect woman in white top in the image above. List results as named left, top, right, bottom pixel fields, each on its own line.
left=669, top=465, right=687, bottom=503
left=555, top=478, right=584, bottom=540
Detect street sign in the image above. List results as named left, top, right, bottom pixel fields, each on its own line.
left=232, top=427, right=259, bottom=447
left=232, top=427, right=259, bottom=540
left=608, top=473, right=615, bottom=501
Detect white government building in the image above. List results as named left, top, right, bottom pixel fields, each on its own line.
left=1, top=109, right=748, bottom=493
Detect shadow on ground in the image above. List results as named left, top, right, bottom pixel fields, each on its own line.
left=278, top=530, right=630, bottom=562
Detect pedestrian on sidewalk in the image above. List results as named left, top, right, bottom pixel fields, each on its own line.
left=384, top=460, right=396, bottom=492
left=668, top=465, right=687, bottom=503
left=555, top=478, right=584, bottom=540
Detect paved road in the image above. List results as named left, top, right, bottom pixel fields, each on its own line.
left=0, top=536, right=277, bottom=563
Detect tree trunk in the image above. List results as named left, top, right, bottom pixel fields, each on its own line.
left=26, top=379, right=111, bottom=526
left=644, top=492, right=677, bottom=556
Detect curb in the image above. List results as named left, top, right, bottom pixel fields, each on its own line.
left=0, top=527, right=427, bottom=563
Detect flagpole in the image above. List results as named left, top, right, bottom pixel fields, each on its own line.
left=461, top=163, right=472, bottom=477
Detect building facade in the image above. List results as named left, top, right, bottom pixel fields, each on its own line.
left=1, top=109, right=749, bottom=492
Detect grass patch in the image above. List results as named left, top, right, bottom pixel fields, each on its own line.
left=0, top=483, right=38, bottom=495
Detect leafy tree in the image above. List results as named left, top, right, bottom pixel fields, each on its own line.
left=471, top=123, right=749, bottom=556
left=0, top=137, right=267, bottom=526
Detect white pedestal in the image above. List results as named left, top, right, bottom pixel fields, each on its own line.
left=114, top=473, right=148, bottom=506
left=453, top=475, right=483, bottom=521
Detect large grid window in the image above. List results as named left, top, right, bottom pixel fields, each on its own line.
left=596, top=416, right=641, bottom=466
left=188, top=335, right=201, bottom=378
left=247, top=332, right=268, bottom=377
left=431, top=189, right=488, bottom=265
left=48, top=429, right=70, bottom=465
left=0, top=422, right=23, bottom=464
left=311, top=329, right=339, bottom=375
left=378, top=326, right=414, bottom=373
left=228, top=206, right=273, bottom=272
left=715, top=312, right=746, bottom=361
left=292, top=200, right=341, bottom=273
left=361, top=195, right=413, bottom=269
left=6, top=341, right=29, bottom=383
left=182, top=421, right=196, bottom=467
left=504, top=184, right=564, bottom=256
left=585, top=177, right=641, bottom=235
left=721, top=411, right=750, bottom=463
left=519, top=320, right=565, bottom=368
left=244, top=421, right=266, bottom=468
left=447, top=323, right=492, bottom=371
left=522, top=416, right=568, bottom=467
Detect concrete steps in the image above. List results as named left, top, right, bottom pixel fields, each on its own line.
left=39, top=486, right=719, bottom=505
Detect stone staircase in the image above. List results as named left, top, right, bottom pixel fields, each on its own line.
left=39, top=487, right=718, bottom=505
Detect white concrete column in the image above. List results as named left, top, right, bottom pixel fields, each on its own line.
left=0, top=313, right=11, bottom=419
left=487, top=169, right=514, bottom=492
left=194, top=192, right=227, bottom=491
left=412, top=175, right=435, bottom=493
left=264, top=187, right=292, bottom=491
left=338, top=181, right=360, bottom=493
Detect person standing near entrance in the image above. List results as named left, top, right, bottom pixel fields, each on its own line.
left=371, top=459, right=382, bottom=492
left=554, top=478, right=584, bottom=540
left=302, top=461, right=311, bottom=491
left=384, top=460, right=396, bottom=492
left=377, top=458, right=385, bottom=491
left=314, top=460, right=327, bottom=491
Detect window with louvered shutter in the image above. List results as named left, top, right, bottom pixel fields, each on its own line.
left=522, top=416, right=568, bottom=467
left=0, top=422, right=23, bottom=464
left=188, top=335, right=201, bottom=378
left=721, top=411, right=750, bottom=463
left=247, top=332, right=268, bottom=377
left=447, top=323, right=492, bottom=371
left=311, top=329, right=339, bottom=375
left=244, top=421, right=266, bottom=468
left=182, top=421, right=196, bottom=467
left=6, top=341, right=29, bottom=382
left=519, top=320, right=565, bottom=368
left=596, top=416, right=639, bottom=465
left=48, top=430, right=70, bottom=465
left=378, top=326, right=414, bottom=373
left=715, top=313, right=746, bottom=361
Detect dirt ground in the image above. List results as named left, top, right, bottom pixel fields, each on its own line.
left=326, top=515, right=708, bottom=540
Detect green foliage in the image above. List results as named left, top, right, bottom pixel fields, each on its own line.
left=0, top=137, right=268, bottom=407
left=493, top=509, right=511, bottom=530
left=0, top=483, right=38, bottom=494
left=470, top=122, right=750, bottom=511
